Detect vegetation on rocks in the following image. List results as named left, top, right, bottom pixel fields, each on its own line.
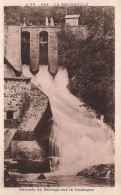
left=58, top=7, right=115, bottom=130
left=77, top=164, right=115, bottom=180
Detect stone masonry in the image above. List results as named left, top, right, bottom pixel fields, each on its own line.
left=21, top=26, right=59, bottom=75
left=4, top=25, right=88, bottom=76
left=5, top=26, right=22, bottom=72
left=11, top=82, right=52, bottom=161
left=4, top=77, right=31, bottom=127
left=4, top=78, right=52, bottom=161
left=4, top=26, right=59, bottom=76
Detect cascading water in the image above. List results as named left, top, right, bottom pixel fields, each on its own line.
left=22, top=65, right=114, bottom=175
left=49, top=121, right=60, bottom=172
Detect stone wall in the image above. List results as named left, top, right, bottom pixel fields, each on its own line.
left=65, top=18, right=79, bottom=26
left=5, top=26, right=22, bottom=72
left=4, top=64, right=17, bottom=78
left=4, top=26, right=59, bottom=75
left=4, top=26, right=88, bottom=77
left=4, top=27, right=8, bottom=56
left=4, top=77, right=31, bottom=128
left=48, top=28, right=58, bottom=76
left=10, top=83, right=52, bottom=161
left=4, top=79, right=53, bottom=161
left=22, top=26, right=59, bottom=75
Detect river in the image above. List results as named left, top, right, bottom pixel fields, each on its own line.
left=21, top=65, right=114, bottom=186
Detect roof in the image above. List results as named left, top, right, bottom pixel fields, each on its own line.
left=65, top=15, right=80, bottom=19
left=4, top=57, right=21, bottom=77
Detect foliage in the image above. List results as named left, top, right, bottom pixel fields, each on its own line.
left=4, top=6, right=115, bottom=129
left=58, top=7, right=115, bottom=130
left=4, top=6, right=67, bottom=25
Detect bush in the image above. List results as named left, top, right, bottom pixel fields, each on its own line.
left=58, top=7, right=115, bottom=130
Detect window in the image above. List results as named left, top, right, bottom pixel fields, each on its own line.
left=7, top=111, right=13, bottom=119
left=39, top=31, right=48, bottom=65
left=21, top=31, right=30, bottom=65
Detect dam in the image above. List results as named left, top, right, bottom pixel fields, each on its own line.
left=4, top=26, right=58, bottom=75
left=4, top=13, right=114, bottom=187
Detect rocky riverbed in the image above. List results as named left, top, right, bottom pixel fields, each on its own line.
left=4, top=170, right=115, bottom=187
left=4, top=159, right=115, bottom=187
left=77, top=164, right=114, bottom=179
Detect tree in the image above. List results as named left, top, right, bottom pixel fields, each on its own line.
left=58, top=6, right=115, bottom=130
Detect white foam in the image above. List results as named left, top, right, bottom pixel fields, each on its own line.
left=22, top=65, right=114, bottom=175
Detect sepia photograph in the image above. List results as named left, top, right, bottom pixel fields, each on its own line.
left=3, top=4, right=115, bottom=188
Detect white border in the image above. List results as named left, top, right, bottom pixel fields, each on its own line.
left=0, top=0, right=121, bottom=194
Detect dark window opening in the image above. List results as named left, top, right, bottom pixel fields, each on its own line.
left=39, top=31, right=48, bottom=65
left=21, top=31, right=30, bottom=65
left=7, top=111, right=13, bottom=119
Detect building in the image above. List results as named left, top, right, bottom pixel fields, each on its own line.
left=4, top=56, right=52, bottom=164
left=65, top=15, right=80, bottom=26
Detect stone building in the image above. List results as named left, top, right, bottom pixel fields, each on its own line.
left=4, top=55, right=52, bottom=170
left=65, top=15, right=80, bottom=26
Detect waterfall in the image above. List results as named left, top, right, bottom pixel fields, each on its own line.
left=22, top=65, right=114, bottom=175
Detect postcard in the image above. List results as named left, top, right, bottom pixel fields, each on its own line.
left=0, top=0, right=121, bottom=194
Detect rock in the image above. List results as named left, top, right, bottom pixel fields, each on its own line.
left=77, top=164, right=115, bottom=179
left=4, top=129, right=17, bottom=151
left=4, top=167, right=17, bottom=187
left=37, top=174, right=46, bottom=180
left=11, top=141, right=44, bottom=160
left=4, top=159, right=18, bottom=170
left=4, top=167, right=9, bottom=178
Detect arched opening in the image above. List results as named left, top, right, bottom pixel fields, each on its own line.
left=39, top=31, right=48, bottom=65
left=21, top=31, right=30, bottom=65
